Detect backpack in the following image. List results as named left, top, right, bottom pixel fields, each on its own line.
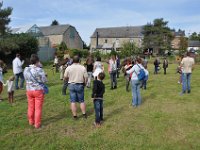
left=136, top=64, right=146, bottom=81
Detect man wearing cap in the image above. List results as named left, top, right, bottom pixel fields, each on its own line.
left=64, top=55, right=88, bottom=119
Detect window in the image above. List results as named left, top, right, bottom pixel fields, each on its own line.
left=105, top=39, right=108, bottom=43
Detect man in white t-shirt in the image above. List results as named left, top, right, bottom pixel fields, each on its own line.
left=181, top=52, right=195, bottom=94
left=12, top=53, right=24, bottom=89
left=64, top=55, right=88, bottom=119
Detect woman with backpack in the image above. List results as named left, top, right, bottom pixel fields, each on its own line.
left=126, top=57, right=144, bottom=107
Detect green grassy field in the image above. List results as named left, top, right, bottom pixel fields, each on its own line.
left=0, top=63, right=200, bottom=150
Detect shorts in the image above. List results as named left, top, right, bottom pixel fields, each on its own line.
left=0, top=82, right=3, bottom=94
left=68, top=83, right=84, bottom=103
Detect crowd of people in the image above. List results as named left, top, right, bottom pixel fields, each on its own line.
left=0, top=52, right=195, bottom=128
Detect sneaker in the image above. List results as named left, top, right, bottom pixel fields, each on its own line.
left=188, top=90, right=191, bottom=93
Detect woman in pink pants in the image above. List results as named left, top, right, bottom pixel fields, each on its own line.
left=24, top=54, right=47, bottom=129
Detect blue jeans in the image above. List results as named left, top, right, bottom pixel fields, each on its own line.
left=93, top=99, right=103, bottom=123
left=131, top=80, right=141, bottom=106
left=68, top=83, right=84, bottom=103
left=182, top=73, right=191, bottom=92
left=110, top=71, right=117, bottom=88
left=15, top=72, right=24, bottom=89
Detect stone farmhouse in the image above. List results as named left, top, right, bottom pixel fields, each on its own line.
left=40, top=24, right=83, bottom=50
left=90, top=26, right=143, bottom=51
left=171, top=30, right=185, bottom=50
left=11, top=24, right=84, bottom=61
left=90, top=26, right=186, bottom=53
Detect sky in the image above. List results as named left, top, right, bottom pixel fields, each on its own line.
left=3, top=0, right=200, bottom=44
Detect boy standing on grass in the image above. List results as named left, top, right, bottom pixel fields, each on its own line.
left=92, top=72, right=105, bottom=127
left=3, top=76, right=15, bottom=104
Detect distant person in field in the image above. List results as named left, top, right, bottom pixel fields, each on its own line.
left=24, top=54, right=47, bottom=129
left=108, top=55, right=117, bottom=89
left=92, top=72, right=105, bottom=128
left=123, top=57, right=133, bottom=92
left=180, top=52, right=195, bottom=94
left=12, top=53, right=25, bottom=89
left=60, top=55, right=72, bottom=95
left=163, top=57, right=168, bottom=75
left=126, top=57, right=144, bottom=107
left=85, top=55, right=94, bottom=88
left=154, top=58, right=160, bottom=74
left=54, top=54, right=59, bottom=73
left=64, top=55, right=88, bottom=119
left=93, top=56, right=104, bottom=79
left=0, top=60, right=4, bottom=101
left=3, top=76, right=15, bottom=104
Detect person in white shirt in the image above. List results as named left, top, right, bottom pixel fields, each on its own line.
left=3, top=76, right=15, bottom=104
left=180, top=52, right=195, bottom=94
left=12, top=54, right=24, bottom=89
left=126, top=57, right=144, bottom=107
left=54, top=55, right=59, bottom=73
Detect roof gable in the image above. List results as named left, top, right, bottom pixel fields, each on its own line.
left=11, top=24, right=39, bottom=34
left=39, top=24, right=71, bottom=36
left=91, top=26, right=144, bottom=38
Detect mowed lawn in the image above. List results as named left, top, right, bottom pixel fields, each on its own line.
left=0, top=62, right=200, bottom=150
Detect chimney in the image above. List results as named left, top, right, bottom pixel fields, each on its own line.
left=96, top=32, right=99, bottom=48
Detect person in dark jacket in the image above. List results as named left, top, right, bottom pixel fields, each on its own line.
left=154, top=58, right=160, bottom=74
left=92, top=72, right=105, bottom=127
left=163, top=57, right=168, bottom=75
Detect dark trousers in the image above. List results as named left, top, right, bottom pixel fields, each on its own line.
left=141, top=80, right=147, bottom=89
left=15, top=72, right=24, bottom=89
left=163, top=68, right=167, bottom=74
left=125, top=75, right=130, bottom=91
left=154, top=66, right=158, bottom=74
left=62, top=80, right=68, bottom=95
left=110, top=71, right=117, bottom=89
left=94, top=99, right=103, bottom=123
left=8, top=91, right=14, bottom=103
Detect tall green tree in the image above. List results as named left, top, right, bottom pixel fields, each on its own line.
left=189, top=32, right=200, bottom=41
left=0, top=2, right=12, bottom=36
left=142, top=18, right=173, bottom=54
left=51, top=20, right=59, bottom=26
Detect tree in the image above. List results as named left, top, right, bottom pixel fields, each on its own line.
left=121, top=41, right=140, bottom=57
left=51, top=20, right=59, bottom=26
left=0, top=33, right=38, bottom=58
left=142, top=18, right=173, bottom=54
left=189, top=32, right=200, bottom=41
left=83, top=41, right=89, bottom=50
left=0, top=2, right=12, bottom=36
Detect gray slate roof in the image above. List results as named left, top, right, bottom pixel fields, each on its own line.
left=40, top=24, right=71, bottom=36
left=188, top=40, right=200, bottom=47
left=91, top=26, right=144, bottom=38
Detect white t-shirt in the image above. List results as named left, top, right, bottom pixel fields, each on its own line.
left=12, top=57, right=24, bottom=74
left=181, top=56, right=195, bottom=73
left=4, top=80, right=15, bottom=92
left=126, top=64, right=144, bottom=80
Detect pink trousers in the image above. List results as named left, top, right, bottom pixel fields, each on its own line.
left=26, top=90, right=44, bottom=128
